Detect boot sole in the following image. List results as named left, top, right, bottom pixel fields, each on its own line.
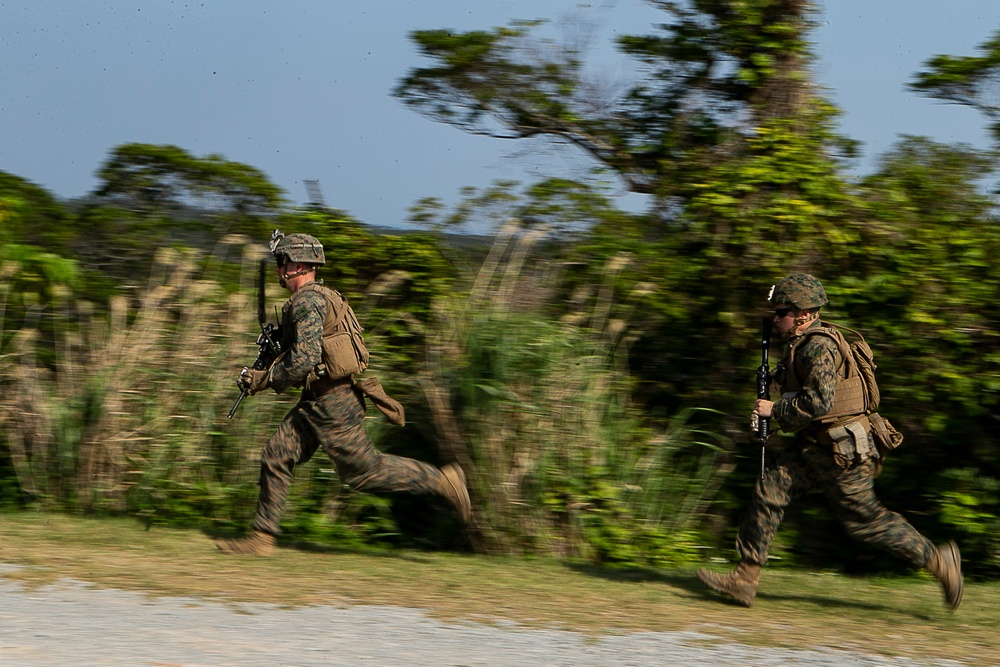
left=441, top=464, right=471, bottom=524
left=942, top=541, right=964, bottom=611
left=696, top=568, right=755, bottom=607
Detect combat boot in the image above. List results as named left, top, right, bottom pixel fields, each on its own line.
left=927, top=541, right=964, bottom=611
left=439, top=462, right=472, bottom=525
left=697, top=561, right=762, bottom=607
left=215, top=530, right=276, bottom=556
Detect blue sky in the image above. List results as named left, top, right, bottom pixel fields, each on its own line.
left=2, top=1, right=997, bottom=229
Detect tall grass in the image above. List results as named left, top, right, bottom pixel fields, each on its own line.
left=0, top=236, right=293, bottom=524
left=419, top=223, right=733, bottom=564
left=0, top=228, right=733, bottom=566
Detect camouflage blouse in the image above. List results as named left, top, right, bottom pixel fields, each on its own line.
left=269, top=284, right=329, bottom=394
left=771, top=320, right=840, bottom=433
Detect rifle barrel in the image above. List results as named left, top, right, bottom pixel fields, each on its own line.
left=228, top=390, right=248, bottom=419
left=757, top=316, right=772, bottom=479
left=256, top=257, right=268, bottom=328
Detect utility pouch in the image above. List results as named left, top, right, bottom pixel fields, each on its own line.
left=822, top=417, right=874, bottom=468
left=303, top=362, right=327, bottom=391
left=323, top=331, right=368, bottom=379
left=868, top=412, right=904, bottom=458
left=354, top=376, right=405, bottom=426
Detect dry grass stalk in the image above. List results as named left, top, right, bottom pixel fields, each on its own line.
left=0, top=239, right=287, bottom=515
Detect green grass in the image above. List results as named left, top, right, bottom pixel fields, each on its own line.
left=0, top=511, right=995, bottom=664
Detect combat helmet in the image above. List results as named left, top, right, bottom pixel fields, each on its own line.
left=269, top=229, right=325, bottom=266
left=768, top=273, right=828, bottom=309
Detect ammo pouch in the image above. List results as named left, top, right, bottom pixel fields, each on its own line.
left=868, top=412, right=904, bottom=458
left=321, top=294, right=370, bottom=380
left=323, top=330, right=369, bottom=379
left=809, top=415, right=876, bottom=468
left=354, top=376, right=405, bottom=426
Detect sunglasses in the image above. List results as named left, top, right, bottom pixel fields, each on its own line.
left=774, top=306, right=794, bottom=318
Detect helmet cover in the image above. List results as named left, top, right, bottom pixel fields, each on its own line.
left=768, top=273, right=828, bottom=309
left=269, top=229, right=325, bottom=266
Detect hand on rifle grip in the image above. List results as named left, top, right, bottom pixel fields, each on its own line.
left=236, top=367, right=269, bottom=396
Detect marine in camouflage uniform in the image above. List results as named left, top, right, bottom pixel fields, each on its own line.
left=697, top=274, right=964, bottom=610
left=218, top=231, right=470, bottom=556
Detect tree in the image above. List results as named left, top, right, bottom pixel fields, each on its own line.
left=396, top=1, right=853, bottom=205
left=910, top=29, right=1000, bottom=144
left=398, top=1, right=863, bottom=410
left=0, top=172, right=71, bottom=250
left=94, top=143, right=286, bottom=218
left=394, top=1, right=1000, bottom=573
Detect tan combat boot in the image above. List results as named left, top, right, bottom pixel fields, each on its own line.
left=927, top=541, right=964, bottom=611
left=697, top=561, right=762, bottom=607
left=215, top=530, right=276, bottom=556
left=439, top=462, right=472, bottom=525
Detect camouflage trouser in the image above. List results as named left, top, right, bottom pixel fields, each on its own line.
left=251, top=383, right=445, bottom=536
left=735, top=436, right=936, bottom=569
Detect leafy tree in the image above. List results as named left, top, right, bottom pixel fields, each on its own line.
left=407, top=177, right=638, bottom=239
left=396, top=1, right=855, bottom=204
left=0, top=172, right=71, bottom=250
left=910, top=29, right=1000, bottom=143
left=394, top=1, right=1000, bottom=574
left=94, top=143, right=286, bottom=222
left=399, top=2, right=866, bottom=420
left=856, top=137, right=1000, bottom=467
left=0, top=197, right=81, bottom=370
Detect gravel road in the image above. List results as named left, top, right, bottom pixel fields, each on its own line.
left=0, top=565, right=965, bottom=667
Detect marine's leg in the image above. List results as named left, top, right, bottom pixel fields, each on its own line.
left=251, top=405, right=320, bottom=536
left=699, top=445, right=815, bottom=606
left=806, top=442, right=962, bottom=610
left=309, top=385, right=470, bottom=522
left=806, top=446, right=935, bottom=566
left=217, top=404, right=318, bottom=555
left=735, top=445, right=817, bottom=566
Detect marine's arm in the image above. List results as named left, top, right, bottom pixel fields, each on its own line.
left=268, top=290, right=328, bottom=393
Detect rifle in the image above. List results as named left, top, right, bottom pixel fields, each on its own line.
left=228, top=258, right=282, bottom=419
left=756, top=316, right=772, bottom=479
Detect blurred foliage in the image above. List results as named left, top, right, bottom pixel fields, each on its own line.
left=394, top=0, right=1000, bottom=576
left=927, top=468, right=1000, bottom=577
left=412, top=224, right=733, bottom=563
left=1, top=0, right=1000, bottom=577
left=95, top=143, right=286, bottom=220
left=910, top=28, right=1000, bottom=145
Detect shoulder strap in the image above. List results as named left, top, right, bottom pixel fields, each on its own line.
left=823, top=321, right=868, bottom=342
left=295, top=283, right=350, bottom=329
left=795, top=325, right=853, bottom=376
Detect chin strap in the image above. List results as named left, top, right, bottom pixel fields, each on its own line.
left=793, top=310, right=818, bottom=329
left=278, top=266, right=315, bottom=288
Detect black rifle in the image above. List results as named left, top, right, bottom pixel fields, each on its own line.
left=756, top=316, right=772, bottom=479
left=228, top=258, right=282, bottom=419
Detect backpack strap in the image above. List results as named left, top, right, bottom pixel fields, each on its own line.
left=792, top=325, right=853, bottom=378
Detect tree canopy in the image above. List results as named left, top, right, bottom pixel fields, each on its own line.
left=94, top=143, right=286, bottom=217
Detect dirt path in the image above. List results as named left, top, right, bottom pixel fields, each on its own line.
left=0, top=565, right=965, bottom=667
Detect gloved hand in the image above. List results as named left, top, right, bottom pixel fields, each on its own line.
left=236, top=367, right=269, bottom=396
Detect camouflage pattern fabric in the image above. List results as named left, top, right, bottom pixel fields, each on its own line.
left=269, top=230, right=326, bottom=265
left=735, top=440, right=936, bottom=568
left=269, top=284, right=328, bottom=393
left=251, top=383, right=446, bottom=536
left=769, top=273, right=828, bottom=309
left=249, top=279, right=447, bottom=536
left=771, top=321, right=837, bottom=433
left=737, top=317, right=936, bottom=569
